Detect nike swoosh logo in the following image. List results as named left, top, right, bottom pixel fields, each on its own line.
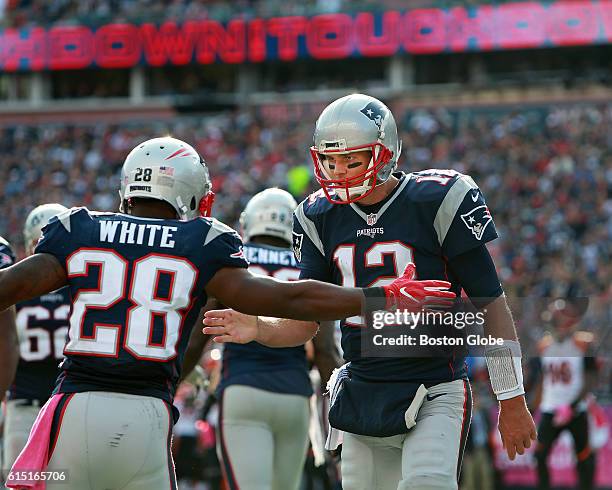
left=399, top=287, right=416, bottom=301
left=426, top=393, right=447, bottom=402
left=471, top=191, right=479, bottom=202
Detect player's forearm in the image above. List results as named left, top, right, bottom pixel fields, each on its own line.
left=0, top=306, right=18, bottom=394
left=255, top=318, right=319, bottom=347
left=482, top=294, right=519, bottom=341
left=482, top=294, right=528, bottom=402
left=229, top=277, right=367, bottom=321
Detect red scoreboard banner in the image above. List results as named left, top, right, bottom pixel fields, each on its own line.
left=1, top=0, right=611, bottom=71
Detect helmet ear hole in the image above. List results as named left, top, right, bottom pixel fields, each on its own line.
left=190, top=196, right=196, bottom=210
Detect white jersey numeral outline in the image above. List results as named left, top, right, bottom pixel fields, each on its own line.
left=65, top=249, right=197, bottom=361
left=333, top=241, right=414, bottom=327
left=16, top=304, right=69, bottom=361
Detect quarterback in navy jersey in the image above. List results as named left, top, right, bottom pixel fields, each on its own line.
left=1, top=137, right=432, bottom=490
left=203, top=94, right=537, bottom=490
left=3, top=204, right=71, bottom=473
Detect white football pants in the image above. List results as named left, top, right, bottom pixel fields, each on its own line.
left=218, top=385, right=310, bottom=490
left=45, top=391, right=176, bottom=489
left=340, top=379, right=472, bottom=490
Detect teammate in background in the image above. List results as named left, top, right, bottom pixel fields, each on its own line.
left=3, top=204, right=71, bottom=474
left=532, top=303, right=597, bottom=490
left=1, top=136, right=450, bottom=490
left=217, top=187, right=338, bottom=490
left=0, top=237, right=18, bottom=478
left=203, top=94, right=536, bottom=490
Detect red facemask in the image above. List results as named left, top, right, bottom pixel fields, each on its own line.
left=310, top=142, right=393, bottom=204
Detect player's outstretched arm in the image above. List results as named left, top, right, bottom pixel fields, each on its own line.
left=206, top=265, right=454, bottom=322
left=0, top=253, right=67, bottom=311
left=203, top=310, right=318, bottom=347
left=206, top=267, right=366, bottom=321
left=204, top=263, right=454, bottom=344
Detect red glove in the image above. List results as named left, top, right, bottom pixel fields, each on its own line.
left=381, top=263, right=456, bottom=312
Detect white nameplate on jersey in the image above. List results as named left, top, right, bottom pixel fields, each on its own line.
left=460, top=205, right=492, bottom=240
left=292, top=232, right=304, bottom=262
left=99, top=220, right=177, bottom=248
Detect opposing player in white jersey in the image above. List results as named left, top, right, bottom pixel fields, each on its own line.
left=3, top=204, right=71, bottom=474
left=203, top=94, right=537, bottom=490
left=1, top=136, right=450, bottom=490
left=532, top=305, right=597, bottom=490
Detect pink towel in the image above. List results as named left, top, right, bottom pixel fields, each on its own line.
left=5, top=394, right=63, bottom=490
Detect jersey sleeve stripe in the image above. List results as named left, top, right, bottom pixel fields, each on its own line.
left=294, top=203, right=325, bottom=257
left=433, top=175, right=478, bottom=247
left=204, top=218, right=238, bottom=246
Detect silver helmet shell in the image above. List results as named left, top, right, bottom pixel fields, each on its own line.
left=23, top=203, right=68, bottom=255
left=311, top=94, right=401, bottom=203
left=119, top=137, right=214, bottom=220
left=240, top=188, right=297, bottom=245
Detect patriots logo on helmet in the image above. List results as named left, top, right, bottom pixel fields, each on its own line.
left=461, top=205, right=493, bottom=240
left=360, top=102, right=387, bottom=130
left=292, top=232, right=304, bottom=262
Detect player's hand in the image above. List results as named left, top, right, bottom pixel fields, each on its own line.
left=381, top=263, right=456, bottom=312
left=498, top=395, right=537, bottom=460
left=203, top=309, right=258, bottom=344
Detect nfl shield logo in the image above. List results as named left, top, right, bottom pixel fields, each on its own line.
left=366, top=213, right=378, bottom=226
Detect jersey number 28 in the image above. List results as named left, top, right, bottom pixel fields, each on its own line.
left=64, top=249, right=197, bottom=362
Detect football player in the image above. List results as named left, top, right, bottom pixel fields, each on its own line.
left=3, top=204, right=71, bottom=474
left=0, top=237, right=18, bottom=478
left=1, top=136, right=451, bottom=490
left=203, top=94, right=537, bottom=490
left=532, top=303, right=597, bottom=490
left=217, top=187, right=337, bottom=490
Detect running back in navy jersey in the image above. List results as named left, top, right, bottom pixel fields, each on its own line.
left=293, top=170, right=498, bottom=383
left=219, top=242, right=313, bottom=397
left=35, top=207, right=248, bottom=406
left=10, top=288, right=71, bottom=401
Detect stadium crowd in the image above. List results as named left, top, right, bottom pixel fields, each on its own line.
left=1, top=102, right=610, bottom=297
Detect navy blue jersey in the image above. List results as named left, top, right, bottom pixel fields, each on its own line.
left=0, top=236, right=16, bottom=269
left=219, top=242, right=312, bottom=397
left=293, top=170, right=498, bottom=384
left=35, top=207, right=248, bottom=407
left=10, top=288, right=71, bottom=401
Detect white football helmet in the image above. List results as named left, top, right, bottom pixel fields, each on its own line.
left=23, top=203, right=68, bottom=255
left=240, top=188, right=297, bottom=245
left=311, top=93, right=401, bottom=204
left=119, top=137, right=214, bottom=220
